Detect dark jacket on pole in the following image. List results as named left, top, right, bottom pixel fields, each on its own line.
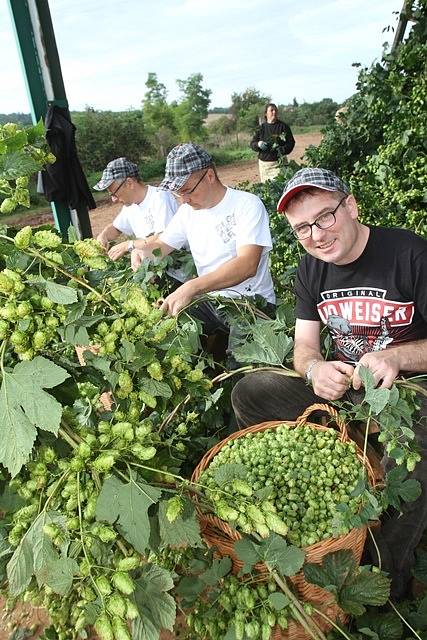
left=42, top=105, right=96, bottom=210
left=250, top=119, right=295, bottom=162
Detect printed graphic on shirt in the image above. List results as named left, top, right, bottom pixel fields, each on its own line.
left=317, top=287, right=415, bottom=362
left=215, top=213, right=236, bottom=244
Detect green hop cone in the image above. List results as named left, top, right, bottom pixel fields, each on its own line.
left=74, top=238, right=104, bottom=260
left=246, top=505, right=266, bottom=525
left=94, top=613, right=114, bottom=640
left=0, top=273, right=15, bottom=294
left=111, top=615, right=132, bottom=640
left=232, top=478, right=253, bottom=497
left=16, top=176, right=29, bottom=187
left=33, top=229, right=62, bottom=249
left=95, top=575, right=112, bottom=596
left=0, top=197, right=16, bottom=214
left=106, top=593, right=127, bottom=618
left=147, top=361, right=163, bottom=381
left=265, top=512, right=289, bottom=537
left=92, top=452, right=116, bottom=473
left=14, top=225, right=33, bottom=249
left=44, top=250, right=64, bottom=265
left=117, top=556, right=140, bottom=571
left=112, top=571, right=135, bottom=595
left=165, top=496, right=184, bottom=523
left=138, top=390, right=157, bottom=409
left=14, top=187, right=30, bottom=207
left=87, top=256, right=108, bottom=270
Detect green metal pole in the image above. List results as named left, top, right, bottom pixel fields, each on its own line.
left=8, top=0, right=92, bottom=238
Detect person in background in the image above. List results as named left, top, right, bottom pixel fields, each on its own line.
left=250, top=103, right=295, bottom=183
left=231, top=167, right=427, bottom=600
left=93, top=157, right=178, bottom=260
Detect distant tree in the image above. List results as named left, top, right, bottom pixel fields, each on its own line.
left=74, top=108, right=149, bottom=173
left=280, top=98, right=339, bottom=127
left=174, top=73, right=212, bottom=141
left=0, top=113, right=32, bottom=125
left=142, top=73, right=177, bottom=158
left=230, top=88, right=270, bottom=139
left=206, top=115, right=235, bottom=145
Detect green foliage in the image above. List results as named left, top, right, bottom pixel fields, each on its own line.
left=73, top=108, right=150, bottom=173
left=279, top=98, right=339, bottom=128
left=0, top=121, right=54, bottom=214
left=230, top=88, right=270, bottom=134
left=95, top=474, right=162, bottom=554
left=337, top=368, right=423, bottom=472
left=0, top=357, right=69, bottom=476
left=304, top=550, right=390, bottom=616
left=305, top=2, right=427, bottom=235
left=141, top=73, right=178, bottom=159
left=234, top=534, right=305, bottom=576
left=174, top=72, right=212, bottom=141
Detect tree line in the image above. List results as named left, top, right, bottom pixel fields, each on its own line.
left=0, top=73, right=340, bottom=174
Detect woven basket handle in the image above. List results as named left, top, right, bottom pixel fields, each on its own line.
left=295, top=403, right=349, bottom=441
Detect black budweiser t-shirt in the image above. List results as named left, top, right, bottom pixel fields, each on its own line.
left=295, top=227, right=427, bottom=364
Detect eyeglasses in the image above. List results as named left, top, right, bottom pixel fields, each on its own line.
left=291, top=196, right=348, bottom=240
left=108, top=178, right=127, bottom=199
left=172, top=169, right=209, bottom=199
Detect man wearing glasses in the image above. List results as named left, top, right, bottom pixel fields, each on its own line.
left=131, top=143, right=275, bottom=333
left=231, top=167, right=427, bottom=600
left=93, top=157, right=178, bottom=260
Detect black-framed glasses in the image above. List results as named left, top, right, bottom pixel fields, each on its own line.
left=292, top=196, right=348, bottom=240
left=109, top=178, right=127, bottom=199
left=173, top=169, right=209, bottom=199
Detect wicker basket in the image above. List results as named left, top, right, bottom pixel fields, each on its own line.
left=191, top=403, right=377, bottom=639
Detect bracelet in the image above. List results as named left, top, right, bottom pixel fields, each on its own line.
left=127, top=240, right=135, bottom=253
left=304, top=359, right=322, bottom=384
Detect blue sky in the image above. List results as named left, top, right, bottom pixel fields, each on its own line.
left=1, top=0, right=402, bottom=114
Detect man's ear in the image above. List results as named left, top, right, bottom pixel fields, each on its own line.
left=346, top=194, right=359, bottom=220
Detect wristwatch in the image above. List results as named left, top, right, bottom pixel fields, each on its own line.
left=305, top=360, right=321, bottom=384
left=127, top=240, right=135, bottom=253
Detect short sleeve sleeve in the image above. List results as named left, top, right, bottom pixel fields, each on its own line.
left=295, top=258, right=319, bottom=320
left=234, top=194, right=272, bottom=250
left=153, top=191, right=179, bottom=235
left=159, top=207, right=188, bottom=250
left=112, top=206, right=133, bottom=236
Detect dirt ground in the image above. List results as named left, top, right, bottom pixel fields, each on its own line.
left=16, top=132, right=321, bottom=237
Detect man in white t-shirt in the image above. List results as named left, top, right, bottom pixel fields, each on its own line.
left=93, top=157, right=178, bottom=261
left=131, top=143, right=275, bottom=334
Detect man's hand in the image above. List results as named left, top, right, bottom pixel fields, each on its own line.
left=108, top=242, right=129, bottom=261
left=160, top=281, right=196, bottom=316
left=311, top=360, right=355, bottom=400
left=130, top=248, right=144, bottom=272
left=258, top=141, right=268, bottom=151
left=96, top=233, right=109, bottom=251
left=353, top=350, right=401, bottom=390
